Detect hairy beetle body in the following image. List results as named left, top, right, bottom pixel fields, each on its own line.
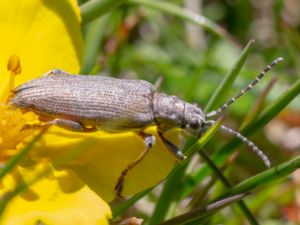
left=12, top=73, right=157, bottom=131
left=11, top=72, right=206, bottom=135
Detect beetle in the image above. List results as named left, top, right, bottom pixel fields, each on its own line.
left=10, top=57, right=283, bottom=197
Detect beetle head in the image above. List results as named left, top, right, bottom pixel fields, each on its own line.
left=183, top=103, right=206, bottom=137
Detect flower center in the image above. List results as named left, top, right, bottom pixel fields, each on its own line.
left=0, top=55, right=37, bottom=160
left=1, top=55, right=22, bottom=103
left=7, top=55, right=22, bottom=75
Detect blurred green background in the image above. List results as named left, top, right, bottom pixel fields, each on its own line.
left=79, top=0, right=300, bottom=224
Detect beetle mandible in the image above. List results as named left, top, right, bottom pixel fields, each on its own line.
left=10, top=57, right=283, bottom=197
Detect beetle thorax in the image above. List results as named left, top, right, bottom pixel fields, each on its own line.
left=153, top=93, right=205, bottom=135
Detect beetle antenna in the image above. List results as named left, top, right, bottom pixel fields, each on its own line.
left=206, top=57, right=283, bottom=118
left=205, top=121, right=271, bottom=168
left=219, top=124, right=271, bottom=168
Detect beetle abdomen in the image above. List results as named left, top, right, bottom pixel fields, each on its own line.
left=11, top=74, right=155, bottom=130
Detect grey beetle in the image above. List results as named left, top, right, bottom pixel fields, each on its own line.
left=10, top=57, right=283, bottom=196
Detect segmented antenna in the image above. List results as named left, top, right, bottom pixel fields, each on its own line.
left=206, top=57, right=283, bottom=118
left=205, top=121, right=271, bottom=168
left=219, top=125, right=270, bottom=168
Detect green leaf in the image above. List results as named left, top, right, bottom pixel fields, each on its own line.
left=158, top=193, right=250, bottom=225
left=0, top=138, right=94, bottom=216
left=112, top=188, right=152, bottom=217
left=197, top=149, right=258, bottom=225
left=219, top=155, right=300, bottom=199
left=80, top=14, right=110, bottom=74
left=0, top=127, right=48, bottom=180
left=204, top=40, right=255, bottom=113
left=80, top=0, right=126, bottom=24
left=128, top=0, right=230, bottom=39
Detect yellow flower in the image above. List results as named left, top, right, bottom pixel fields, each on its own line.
left=0, top=0, right=180, bottom=223
left=0, top=104, right=36, bottom=162
left=0, top=1, right=111, bottom=224
left=34, top=126, right=180, bottom=201
left=0, top=3, right=180, bottom=204
left=0, top=163, right=111, bottom=225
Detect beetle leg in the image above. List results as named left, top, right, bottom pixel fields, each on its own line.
left=157, top=129, right=185, bottom=161
left=114, top=131, right=155, bottom=198
left=48, top=118, right=97, bottom=132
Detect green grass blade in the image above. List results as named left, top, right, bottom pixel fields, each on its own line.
left=0, top=138, right=93, bottom=217
left=240, top=77, right=277, bottom=129
left=112, top=188, right=152, bottom=217
left=245, top=80, right=300, bottom=136
left=184, top=77, right=300, bottom=196
left=283, top=26, right=300, bottom=75
left=80, top=0, right=126, bottom=24
left=148, top=162, right=189, bottom=225
left=158, top=193, right=250, bottom=225
left=198, top=149, right=259, bottom=225
left=204, top=40, right=255, bottom=113
left=219, top=155, right=300, bottom=199
left=80, top=14, right=109, bottom=74
left=0, top=127, right=48, bottom=180
left=128, top=0, right=230, bottom=39
left=185, top=120, right=221, bottom=158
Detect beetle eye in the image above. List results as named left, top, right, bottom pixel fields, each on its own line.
left=190, top=119, right=200, bottom=129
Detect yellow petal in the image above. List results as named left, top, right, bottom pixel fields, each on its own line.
left=0, top=0, right=82, bottom=97
left=32, top=126, right=179, bottom=202
left=0, top=0, right=178, bottom=205
left=0, top=163, right=111, bottom=225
